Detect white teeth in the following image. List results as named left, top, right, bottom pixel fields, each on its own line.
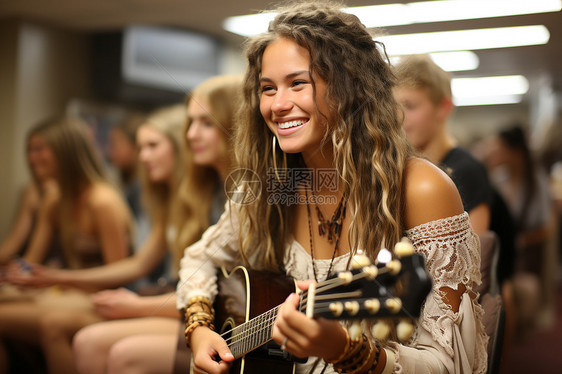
left=278, top=120, right=306, bottom=129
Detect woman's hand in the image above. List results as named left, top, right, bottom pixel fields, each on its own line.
left=4, top=262, right=65, bottom=288
left=190, top=326, right=234, bottom=374
left=91, top=288, right=143, bottom=319
left=272, top=281, right=347, bottom=362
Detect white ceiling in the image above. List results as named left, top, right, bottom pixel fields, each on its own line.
left=1, top=0, right=561, bottom=101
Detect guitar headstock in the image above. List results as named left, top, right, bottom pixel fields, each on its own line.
left=304, top=238, right=432, bottom=342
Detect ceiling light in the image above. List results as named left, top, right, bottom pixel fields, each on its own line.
left=453, top=95, right=524, bottom=106
left=378, top=25, right=550, bottom=55
left=223, top=0, right=561, bottom=36
left=223, top=12, right=275, bottom=37
left=452, top=75, right=529, bottom=106
left=390, top=51, right=479, bottom=72
left=349, top=0, right=562, bottom=27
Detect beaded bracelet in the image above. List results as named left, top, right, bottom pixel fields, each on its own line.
left=184, top=296, right=215, bottom=348
left=331, top=333, right=382, bottom=374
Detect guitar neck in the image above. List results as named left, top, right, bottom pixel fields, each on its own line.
left=225, top=304, right=283, bottom=358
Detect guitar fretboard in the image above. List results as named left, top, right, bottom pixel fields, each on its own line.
left=225, top=305, right=281, bottom=358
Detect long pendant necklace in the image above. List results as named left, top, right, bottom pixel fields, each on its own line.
left=304, top=184, right=347, bottom=282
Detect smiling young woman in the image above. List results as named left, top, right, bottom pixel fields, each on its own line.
left=177, top=2, right=488, bottom=374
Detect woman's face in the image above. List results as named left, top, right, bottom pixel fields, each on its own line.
left=108, top=128, right=137, bottom=171
left=27, top=134, right=57, bottom=181
left=186, top=97, right=225, bottom=169
left=259, top=37, right=331, bottom=156
left=137, top=125, right=176, bottom=183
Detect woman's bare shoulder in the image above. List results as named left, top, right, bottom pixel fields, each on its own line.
left=88, top=182, right=128, bottom=212
left=403, top=157, right=464, bottom=229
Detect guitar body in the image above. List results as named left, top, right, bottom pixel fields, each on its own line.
left=215, top=266, right=297, bottom=374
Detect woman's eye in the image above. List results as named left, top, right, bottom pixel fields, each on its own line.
left=260, top=85, right=275, bottom=94
left=292, top=80, right=307, bottom=87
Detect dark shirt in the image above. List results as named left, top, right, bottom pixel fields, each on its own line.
left=441, top=146, right=515, bottom=284
left=441, top=147, right=492, bottom=211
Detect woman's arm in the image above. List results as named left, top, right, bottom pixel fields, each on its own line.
left=21, top=184, right=59, bottom=264
left=13, top=223, right=168, bottom=291
left=92, top=289, right=179, bottom=319
left=90, top=185, right=132, bottom=264
left=397, top=158, right=487, bottom=373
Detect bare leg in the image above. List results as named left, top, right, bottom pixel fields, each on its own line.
left=0, top=301, right=45, bottom=343
left=74, top=317, right=180, bottom=374
left=107, top=334, right=179, bottom=374
left=0, top=288, right=93, bottom=373
left=40, top=309, right=102, bottom=374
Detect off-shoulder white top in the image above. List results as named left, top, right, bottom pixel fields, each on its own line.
left=177, top=205, right=488, bottom=374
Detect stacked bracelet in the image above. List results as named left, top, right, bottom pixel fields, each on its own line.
left=329, top=331, right=382, bottom=374
left=184, top=296, right=215, bottom=348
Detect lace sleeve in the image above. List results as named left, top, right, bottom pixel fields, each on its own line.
left=405, top=212, right=482, bottom=292
left=391, top=212, right=488, bottom=374
left=176, top=202, right=241, bottom=309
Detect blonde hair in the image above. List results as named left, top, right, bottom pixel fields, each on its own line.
left=138, top=104, right=187, bottom=227
left=175, top=75, right=242, bottom=261
left=393, top=54, right=452, bottom=105
left=235, top=0, right=413, bottom=271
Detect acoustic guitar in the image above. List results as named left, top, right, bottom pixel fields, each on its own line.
left=213, top=240, right=432, bottom=374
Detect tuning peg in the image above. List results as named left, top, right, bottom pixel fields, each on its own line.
left=349, top=321, right=362, bottom=341
left=385, top=298, right=402, bottom=314
left=385, top=259, right=402, bottom=275
left=372, top=321, right=391, bottom=340
left=397, top=320, right=415, bottom=342
left=352, top=250, right=371, bottom=269
left=365, top=299, right=381, bottom=314
left=362, top=265, right=378, bottom=279
left=337, top=271, right=353, bottom=284
left=329, top=302, right=344, bottom=317
left=344, top=301, right=360, bottom=316
left=394, top=237, right=414, bottom=258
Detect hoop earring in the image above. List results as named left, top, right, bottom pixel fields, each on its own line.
left=272, top=136, right=287, bottom=184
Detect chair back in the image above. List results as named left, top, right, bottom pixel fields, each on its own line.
left=478, top=231, right=505, bottom=374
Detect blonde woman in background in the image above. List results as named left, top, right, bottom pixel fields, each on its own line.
left=0, top=116, right=133, bottom=374
left=72, top=75, right=241, bottom=374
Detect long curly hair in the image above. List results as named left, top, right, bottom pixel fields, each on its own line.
left=234, top=0, right=413, bottom=271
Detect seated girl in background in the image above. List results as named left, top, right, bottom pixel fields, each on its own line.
left=71, top=75, right=241, bottom=374
left=177, top=2, right=487, bottom=374
left=0, top=116, right=133, bottom=373
left=0, top=121, right=62, bottom=266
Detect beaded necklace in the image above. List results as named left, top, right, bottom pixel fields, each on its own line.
left=304, top=183, right=347, bottom=282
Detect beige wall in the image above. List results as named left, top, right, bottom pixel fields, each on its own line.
left=0, top=20, right=91, bottom=239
